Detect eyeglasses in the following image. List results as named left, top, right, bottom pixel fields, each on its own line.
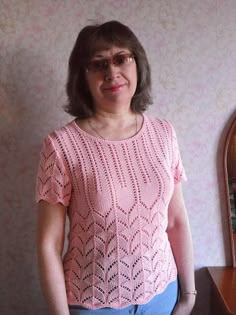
left=86, top=53, right=135, bottom=73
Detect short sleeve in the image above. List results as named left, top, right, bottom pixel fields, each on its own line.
left=169, top=123, right=187, bottom=184
left=35, top=135, right=72, bottom=206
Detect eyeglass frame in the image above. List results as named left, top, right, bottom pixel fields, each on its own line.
left=85, top=52, right=136, bottom=73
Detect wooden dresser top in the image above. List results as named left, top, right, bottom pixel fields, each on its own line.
left=208, top=267, right=236, bottom=314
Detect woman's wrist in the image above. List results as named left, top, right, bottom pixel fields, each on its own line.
left=179, top=289, right=197, bottom=304
left=181, top=289, right=197, bottom=296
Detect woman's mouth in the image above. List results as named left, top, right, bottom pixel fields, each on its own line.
left=105, top=84, right=125, bottom=92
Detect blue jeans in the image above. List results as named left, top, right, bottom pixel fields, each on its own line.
left=69, top=279, right=178, bottom=315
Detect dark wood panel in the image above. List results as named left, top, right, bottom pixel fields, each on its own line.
left=208, top=267, right=236, bottom=315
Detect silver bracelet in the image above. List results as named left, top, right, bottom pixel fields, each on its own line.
left=182, top=290, right=197, bottom=296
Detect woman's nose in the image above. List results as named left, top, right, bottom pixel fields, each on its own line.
left=104, top=64, right=120, bottom=81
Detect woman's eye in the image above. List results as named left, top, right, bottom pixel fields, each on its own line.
left=115, top=56, right=126, bottom=65
left=94, top=61, right=103, bottom=69
left=99, top=60, right=109, bottom=69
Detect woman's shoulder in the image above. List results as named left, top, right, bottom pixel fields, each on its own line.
left=40, top=120, right=77, bottom=153
left=144, top=114, right=174, bottom=133
left=45, top=119, right=76, bottom=140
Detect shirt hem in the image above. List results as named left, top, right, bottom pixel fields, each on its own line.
left=67, top=275, right=178, bottom=310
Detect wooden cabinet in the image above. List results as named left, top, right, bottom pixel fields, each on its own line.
left=208, top=267, right=236, bottom=315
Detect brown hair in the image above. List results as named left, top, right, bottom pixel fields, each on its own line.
left=64, top=20, right=152, bottom=118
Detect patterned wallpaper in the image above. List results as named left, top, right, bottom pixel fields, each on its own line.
left=1, top=1, right=236, bottom=314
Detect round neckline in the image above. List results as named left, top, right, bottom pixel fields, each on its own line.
left=72, top=113, right=146, bottom=144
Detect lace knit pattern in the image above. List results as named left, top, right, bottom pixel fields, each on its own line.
left=35, top=114, right=186, bottom=309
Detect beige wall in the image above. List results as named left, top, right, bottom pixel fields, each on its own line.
left=1, top=1, right=236, bottom=314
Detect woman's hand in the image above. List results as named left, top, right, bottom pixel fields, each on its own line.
left=171, top=294, right=196, bottom=315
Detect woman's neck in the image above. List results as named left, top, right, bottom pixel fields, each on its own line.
left=75, top=108, right=143, bottom=141
left=92, top=109, right=136, bottom=128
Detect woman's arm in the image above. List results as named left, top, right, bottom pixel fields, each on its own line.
left=37, top=200, right=70, bottom=315
left=167, top=183, right=196, bottom=315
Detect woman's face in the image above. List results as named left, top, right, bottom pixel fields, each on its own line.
left=85, top=46, right=137, bottom=112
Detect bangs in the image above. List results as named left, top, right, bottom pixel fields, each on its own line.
left=87, top=38, right=129, bottom=58
left=85, top=22, right=134, bottom=60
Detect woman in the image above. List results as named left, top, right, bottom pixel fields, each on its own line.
left=36, top=21, right=196, bottom=315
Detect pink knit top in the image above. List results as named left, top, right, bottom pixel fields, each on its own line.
left=35, top=114, right=186, bottom=309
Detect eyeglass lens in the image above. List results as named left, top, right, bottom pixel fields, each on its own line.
left=87, top=53, right=134, bottom=72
